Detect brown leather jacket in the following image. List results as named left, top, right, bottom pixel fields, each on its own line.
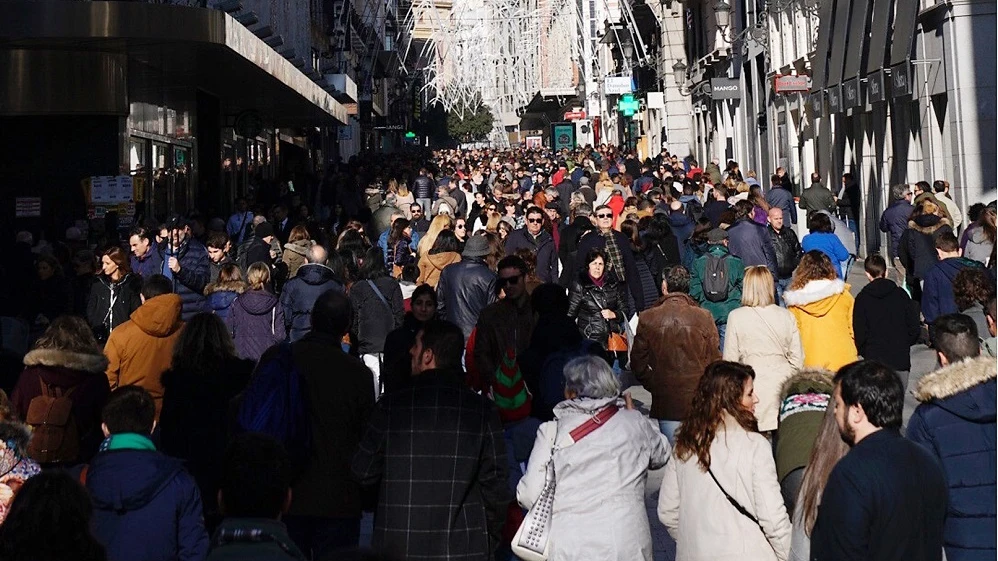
left=630, top=293, right=721, bottom=421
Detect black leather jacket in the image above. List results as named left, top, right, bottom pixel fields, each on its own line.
left=436, top=257, right=497, bottom=339
left=412, top=174, right=434, bottom=199
left=768, top=225, right=803, bottom=279
left=567, top=270, right=626, bottom=347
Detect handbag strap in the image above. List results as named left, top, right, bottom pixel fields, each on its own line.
left=271, top=307, right=276, bottom=336
left=707, top=468, right=760, bottom=525
left=367, top=280, right=391, bottom=311
left=569, top=405, right=619, bottom=442
left=751, top=308, right=792, bottom=361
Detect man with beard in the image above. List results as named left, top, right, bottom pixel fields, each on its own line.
left=810, top=360, right=947, bottom=561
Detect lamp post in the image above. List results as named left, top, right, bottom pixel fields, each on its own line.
left=714, top=0, right=736, bottom=43
left=672, top=60, right=691, bottom=96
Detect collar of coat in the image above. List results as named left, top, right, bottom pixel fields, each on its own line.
left=205, top=280, right=247, bottom=295
left=23, top=348, right=109, bottom=373
left=915, top=356, right=997, bottom=402
left=782, top=278, right=846, bottom=307
left=778, top=367, right=835, bottom=403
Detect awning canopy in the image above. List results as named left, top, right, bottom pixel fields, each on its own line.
left=0, top=1, right=348, bottom=126
left=517, top=91, right=581, bottom=130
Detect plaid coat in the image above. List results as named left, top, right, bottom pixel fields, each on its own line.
left=352, top=368, right=509, bottom=560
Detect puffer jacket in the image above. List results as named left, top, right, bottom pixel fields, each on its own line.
left=164, top=239, right=211, bottom=321
left=85, top=273, right=142, bottom=343
left=349, top=277, right=405, bottom=355
left=227, top=289, right=286, bottom=361
left=412, top=173, right=434, bottom=199
left=280, top=263, right=344, bottom=342
left=631, top=293, right=721, bottom=421
left=964, top=225, right=995, bottom=266
left=436, top=257, right=497, bottom=340
left=899, top=214, right=953, bottom=281
left=784, top=279, right=857, bottom=371
left=417, top=251, right=462, bottom=288
left=517, top=397, right=670, bottom=561
left=879, top=199, right=914, bottom=259
left=567, top=270, right=627, bottom=347
left=908, top=356, right=997, bottom=561
left=204, top=280, right=245, bottom=321
left=727, top=218, right=778, bottom=275
left=282, top=239, right=314, bottom=279
left=768, top=225, right=802, bottom=279
left=659, top=414, right=792, bottom=561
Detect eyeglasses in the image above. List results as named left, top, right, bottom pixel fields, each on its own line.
left=411, top=209, right=422, bottom=214
left=487, top=207, right=497, bottom=211
left=596, top=213, right=613, bottom=219
left=526, top=218, right=543, bottom=224
left=456, top=224, right=466, bottom=229
left=497, top=274, right=522, bottom=286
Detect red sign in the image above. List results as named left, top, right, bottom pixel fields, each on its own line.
left=564, top=110, right=587, bottom=121
left=774, top=75, right=810, bottom=93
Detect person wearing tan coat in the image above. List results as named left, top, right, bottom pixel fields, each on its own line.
left=417, top=251, right=462, bottom=288
left=104, top=275, right=184, bottom=420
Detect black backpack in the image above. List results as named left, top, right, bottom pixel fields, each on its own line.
left=684, top=199, right=705, bottom=224
left=702, top=253, right=730, bottom=302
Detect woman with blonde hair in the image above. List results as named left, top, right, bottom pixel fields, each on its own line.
left=416, top=214, right=453, bottom=257
left=659, top=361, right=792, bottom=560
left=783, top=250, right=857, bottom=370
left=723, top=266, right=804, bottom=433
left=227, top=262, right=285, bottom=361
left=281, top=224, right=315, bottom=279
left=394, top=179, right=414, bottom=219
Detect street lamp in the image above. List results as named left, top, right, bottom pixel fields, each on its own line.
left=714, top=0, right=731, bottom=29
left=672, top=60, right=692, bottom=96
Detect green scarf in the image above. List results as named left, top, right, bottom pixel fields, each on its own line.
left=100, top=433, right=156, bottom=452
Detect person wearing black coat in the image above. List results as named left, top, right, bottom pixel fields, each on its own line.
left=436, top=236, right=497, bottom=340
left=567, top=251, right=627, bottom=351
left=853, top=255, right=921, bottom=387
left=244, top=221, right=276, bottom=270
left=575, top=210, right=644, bottom=312
left=163, top=221, right=210, bottom=321
left=350, top=248, right=405, bottom=399
left=898, top=212, right=953, bottom=295
left=503, top=215, right=558, bottom=283
left=85, top=272, right=141, bottom=345
left=280, top=247, right=345, bottom=343
left=558, top=210, right=596, bottom=287
left=382, top=285, right=437, bottom=397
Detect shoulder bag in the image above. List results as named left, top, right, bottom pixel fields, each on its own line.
left=707, top=467, right=765, bottom=531
left=511, top=405, right=619, bottom=561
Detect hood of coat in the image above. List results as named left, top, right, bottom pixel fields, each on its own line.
left=23, top=348, right=109, bottom=373
left=934, top=258, right=983, bottom=283
left=205, top=280, right=246, bottom=296
left=915, top=357, right=997, bottom=422
left=235, top=289, right=279, bottom=315
left=908, top=214, right=950, bottom=234
left=783, top=279, right=849, bottom=316
left=859, top=277, right=903, bottom=299
left=207, top=290, right=240, bottom=312
left=778, top=367, right=834, bottom=402
left=969, top=225, right=993, bottom=245
left=87, top=449, right=186, bottom=512
left=553, top=396, right=622, bottom=418
left=425, top=251, right=462, bottom=271
left=295, top=263, right=338, bottom=286
left=131, top=293, right=183, bottom=338
left=283, top=239, right=314, bottom=256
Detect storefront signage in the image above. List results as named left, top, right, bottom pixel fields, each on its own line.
left=563, top=110, right=587, bottom=121
left=867, top=70, right=887, bottom=103
left=809, top=91, right=824, bottom=113
left=15, top=197, right=41, bottom=217
left=891, top=62, right=913, bottom=98
left=551, top=123, right=576, bottom=151
left=524, top=136, right=543, bottom=149
left=89, top=176, right=134, bottom=204
left=842, top=78, right=862, bottom=109
left=605, top=76, right=634, bottom=95
left=826, top=86, right=842, bottom=113
left=774, top=75, right=810, bottom=93
left=710, top=78, right=742, bottom=100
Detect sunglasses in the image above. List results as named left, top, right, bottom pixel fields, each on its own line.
left=411, top=209, right=422, bottom=214
left=526, top=218, right=543, bottom=224
left=596, top=213, right=613, bottom=219
left=497, top=274, right=522, bottom=286
left=456, top=224, right=466, bottom=229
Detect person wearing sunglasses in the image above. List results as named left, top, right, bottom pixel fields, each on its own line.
left=575, top=205, right=645, bottom=312
left=473, top=255, right=536, bottom=400
left=503, top=207, right=558, bottom=283
left=409, top=204, right=430, bottom=234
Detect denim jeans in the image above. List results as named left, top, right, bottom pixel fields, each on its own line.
left=775, top=277, right=792, bottom=307
left=658, top=420, right=681, bottom=446
left=717, top=323, right=726, bottom=351
left=416, top=197, right=432, bottom=216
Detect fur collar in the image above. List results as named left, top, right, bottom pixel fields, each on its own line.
left=908, top=216, right=951, bottom=235
left=779, top=367, right=835, bottom=402
left=205, top=280, right=247, bottom=295
left=916, top=356, right=997, bottom=401
left=782, top=279, right=847, bottom=307
left=23, top=348, right=108, bottom=373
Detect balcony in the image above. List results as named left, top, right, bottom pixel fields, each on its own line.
left=325, top=72, right=359, bottom=103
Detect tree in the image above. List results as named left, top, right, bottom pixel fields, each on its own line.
left=446, top=98, right=494, bottom=142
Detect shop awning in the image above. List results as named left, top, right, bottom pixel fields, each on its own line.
left=809, top=0, right=838, bottom=92
left=824, top=0, right=853, bottom=88
left=0, top=0, right=348, bottom=126
left=841, top=0, right=871, bottom=81
left=865, top=0, right=895, bottom=75
left=890, top=0, right=919, bottom=65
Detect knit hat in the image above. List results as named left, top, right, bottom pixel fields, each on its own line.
left=254, top=222, right=275, bottom=239
left=491, top=347, right=532, bottom=423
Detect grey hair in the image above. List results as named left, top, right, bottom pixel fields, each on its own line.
left=563, top=355, right=621, bottom=399
left=544, top=187, right=559, bottom=199
left=890, top=184, right=909, bottom=202
left=307, top=244, right=328, bottom=264
left=572, top=202, right=593, bottom=217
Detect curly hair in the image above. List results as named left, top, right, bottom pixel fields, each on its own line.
left=674, top=361, right=758, bottom=471
left=953, top=268, right=995, bottom=311
left=789, top=250, right=837, bottom=290
left=32, top=316, right=101, bottom=356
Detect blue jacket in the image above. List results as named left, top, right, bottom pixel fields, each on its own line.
left=727, top=218, right=778, bottom=276
left=504, top=228, right=558, bottom=283
left=880, top=199, right=913, bottom=259
left=164, top=239, right=210, bottom=321
left=280, top=263, right=344, bottom=342
left=922, top=257, right=987, bottom=323
left=908, top=357, right=997, bottom=561
left=131, top=248, right=165, bottom=280
left=801, top=232, right=851, bottom=278
left=765, top=185, right=797, bottom=224
left=205, top=288, right=240, bottom=322
left=378, top=229, right=421, bottom=263
left=86, top=446, right=209, bottom=561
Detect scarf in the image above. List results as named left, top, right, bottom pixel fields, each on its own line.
left=601, top=230, right=625, bottom=281
left=589, top=273, right=605, bottom=288
left=99, top=433, right=156, bottom=452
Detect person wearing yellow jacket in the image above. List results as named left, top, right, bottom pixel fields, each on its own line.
left=783, top=250, right=858, bottom=371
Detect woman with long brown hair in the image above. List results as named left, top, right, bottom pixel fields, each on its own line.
left=784, top=250, right=857, bottom=371
left=281, top=224, right=314, bottom=279
left=85, top=246, right=141, bottom=344
left=658, top=361, right=791, bottom=561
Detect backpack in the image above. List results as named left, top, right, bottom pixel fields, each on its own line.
left=236, top=343, right=311, bottom=476
left=25, top=380, right=80, bottom=464
left=702, top=252, right=731, bottom=302
left=684, top=199, right=705, bottom=224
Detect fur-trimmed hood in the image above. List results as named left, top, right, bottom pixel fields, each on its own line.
left=283, top=238, right=315, bottom=257
left=23, top=348, right=108, bottom=373
left=783, top=278, right=849, bottom=312
left=204, top=280, right=246, bottom=295
left=779, top=367, right=835, bottom=402
left=916, top=356, right=997, bottom=407
left=908, top=215, right=951, bottom=235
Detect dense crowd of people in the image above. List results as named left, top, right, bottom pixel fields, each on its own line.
left=0, top=144, right=994, bottom=561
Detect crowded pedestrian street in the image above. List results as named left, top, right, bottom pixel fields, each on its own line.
left=0, top=0, right=996, bottom=560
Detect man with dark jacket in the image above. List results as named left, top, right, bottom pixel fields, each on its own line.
left=265, top=290, right=374, bottom=557
left=703, top=184, right=730, bottom=227
left=556, top=176, right=574, bottom=218
left=474, top=256, right=537, bottom=390
left=765, top=174, right=797, bottom=225
left=244, top=221, right=276, bottom=271
left=811, top=360, right=947, bottom=561
left=727, top=201, right=778, bottom=277
left=206, top=232, right=235, bottom=285
left=631, top=266, right=720, bottom=444
left=164, top=216, right=210, bottom=321
left=768, top=207, right=802, bottom=302
left=879, top=184, right=914, bottom=260
left=86, top=386, right=209, bottom=561
left=922, top=232, right=988, bottom=324
left=412, top=168, right=434, bottom=215
left=908, top=314, right=996, bottom=561
left=576, top=205, right=645, bottom=312
left=690, top=229, right=744, bottom=345
left=280, top=245, right=344, bottom=342
left=352, top=320, right=507, bottom=561
left=437, top=235, right=497, bottom=340
left=504, top=206, right=558, bottom=283
left=853, top=255, right=921, bottom=388
left=799, top=172, right=837, bottom=215
left=558, top=203, right=596, bottom=287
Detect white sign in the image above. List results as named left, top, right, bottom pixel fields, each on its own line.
left=15, top=197, right=41, bottom=217
left=605, top=76, right=633, bottom=95
left=90, top=176, right=133, bottom=203
left=91, top=176, right=112, bottom=203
